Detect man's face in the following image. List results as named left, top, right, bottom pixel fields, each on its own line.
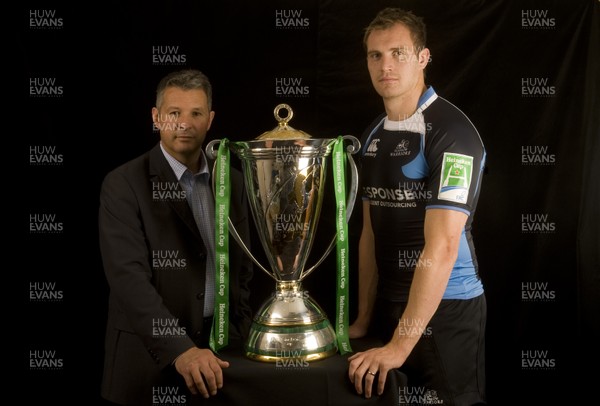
left=366, top=23, right=429, bottom=102
left=152, top=86, right=214, bottom=159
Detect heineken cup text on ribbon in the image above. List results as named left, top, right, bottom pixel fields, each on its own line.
left=209, top=139, right=230, bottom=352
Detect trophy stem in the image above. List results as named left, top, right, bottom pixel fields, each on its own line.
left=276, top=280, right=301, bottom=293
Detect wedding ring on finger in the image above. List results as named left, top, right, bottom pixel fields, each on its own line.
left=368, top=370, right=377, bottom=376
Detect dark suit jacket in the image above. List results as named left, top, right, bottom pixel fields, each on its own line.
left=99, top=143, right=253, bottom=405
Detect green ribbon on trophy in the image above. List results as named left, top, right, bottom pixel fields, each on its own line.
left=332, top=136, right=353, bottom=355
left=210, top=138, right=230, bottom=353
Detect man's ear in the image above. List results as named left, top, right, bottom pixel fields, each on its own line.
left=418, top=48, right=431, bottom=69
left=151, top=107, right=159, bottom=124
left=207, top=111, right=215, bottom=131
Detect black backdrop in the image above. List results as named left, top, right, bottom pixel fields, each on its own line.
left=20, top=0, right=599, bottom=404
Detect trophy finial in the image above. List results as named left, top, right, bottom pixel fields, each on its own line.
left=256, top=104, right=311, bottom=140
left=274, top=103, right=293, bottom=127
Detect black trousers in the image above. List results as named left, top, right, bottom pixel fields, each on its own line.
left=372, top=294, right=487, bottom=406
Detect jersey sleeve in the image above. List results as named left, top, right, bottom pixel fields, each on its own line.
left=425, top=113, right=486, bottom=216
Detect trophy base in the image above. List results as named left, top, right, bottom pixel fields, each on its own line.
left=245, top=281, right=338, bottom=362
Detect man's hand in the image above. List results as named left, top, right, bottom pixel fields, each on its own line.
left=347, top=344, right=405, bottom=398
left=174, top=347, right=230, bottom=398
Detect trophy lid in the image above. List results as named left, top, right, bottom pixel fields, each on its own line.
left=256, top=104, right=312, bottom=140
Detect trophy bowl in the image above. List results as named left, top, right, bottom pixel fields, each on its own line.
left=207, top=104, right=359, bottom=362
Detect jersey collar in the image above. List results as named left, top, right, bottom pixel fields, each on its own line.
left=416, top=86, right=438, bottom=114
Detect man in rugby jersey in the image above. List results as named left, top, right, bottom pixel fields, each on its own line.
left=347, top=8, right=487, bottom=406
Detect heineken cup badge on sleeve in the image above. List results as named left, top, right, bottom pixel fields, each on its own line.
left=206, top=104, right=360, bottom=362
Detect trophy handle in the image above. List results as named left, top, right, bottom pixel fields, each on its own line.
left=205, top=139, right=279, bottom=282
left=299, top=135, right=361, bottom=281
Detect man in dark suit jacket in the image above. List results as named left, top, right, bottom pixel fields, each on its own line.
left=99, top=69, right=253, bottom=405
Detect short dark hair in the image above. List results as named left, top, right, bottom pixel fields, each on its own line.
left=363, top=8, right=427, bottom=52
left=155, top=69, right=213, bottom=110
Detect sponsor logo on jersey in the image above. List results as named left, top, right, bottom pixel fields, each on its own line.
left=363, top=181, right=430, bottom=209
left=390, top=139, right=411, bottom=157
left=438, top=152, right=473, bottom=204
left=364, top=138, right=380, bottom=157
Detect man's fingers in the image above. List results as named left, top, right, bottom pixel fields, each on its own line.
left=377, top=369, right=388, bottom=395
left=182, top=374, right=198, bottom=396
left=353, top=368, right=364, bottom=395
left=207, top=359, right=226, bottom=393
left=176, top=349, right=231, bottom=398
left=191, top=369, right=210, bottom=398
left=202, top=376, right=217, bottom=397
left=347, top=353, right=358, bottom=361
left=362, top=366, right=381, bottom=398
left=348, top=355, right=382, bottom=398
left=353, top=363, right=374, bottom=395
left=347, top=350, right=364, bottom=362
left=216, top=359, right=230, bottom=369
left=348, top=353, right=364, bottom=383
left=200, top=357, right=231, bottom=395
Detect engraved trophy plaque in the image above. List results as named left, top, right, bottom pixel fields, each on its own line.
left=206, top=104, right=360, bottom=362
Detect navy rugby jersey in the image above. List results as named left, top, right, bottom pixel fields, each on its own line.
left=360, top=86, right=486, bottom=301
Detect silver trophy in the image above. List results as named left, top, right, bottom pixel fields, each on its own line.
left=206, top=104, right=359, bottom=362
